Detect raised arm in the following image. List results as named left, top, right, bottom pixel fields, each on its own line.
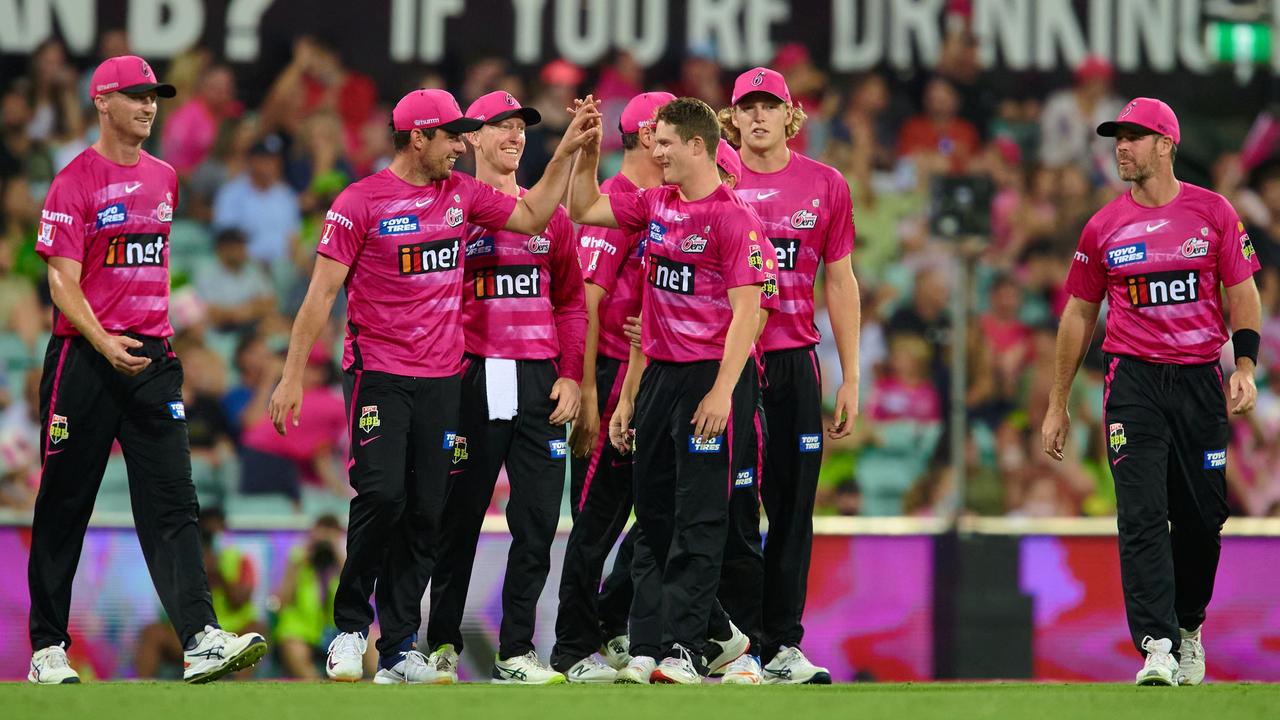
left=505, top=99, right=604, bottom=235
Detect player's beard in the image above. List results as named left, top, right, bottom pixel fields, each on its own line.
left=1117, top=144, right=1157, bottom=183
left=422, top=151, right=455, bottom=182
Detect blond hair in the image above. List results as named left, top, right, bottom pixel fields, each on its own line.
left=718, top=101, right=807, bottom=147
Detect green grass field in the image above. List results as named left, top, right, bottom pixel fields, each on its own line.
left=3, top=682, right=1278, bottom=720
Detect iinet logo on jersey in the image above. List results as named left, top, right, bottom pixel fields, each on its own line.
left=104, top=234, right=165, bottom=267
left=473, top=265, right=542, bottom=299
left=648, top=255, right=695, bottom=295
left=397, top=239, right=458, bottom=275
left=1126, top=270, right=1200, bottom=308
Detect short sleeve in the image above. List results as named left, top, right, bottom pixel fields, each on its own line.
left=822, top=173, right=855, bottom=263
left=1217, top=199, right=1261, bottom=287
left=608, top=188, right=652, bottom=233
left=463, top=175, right=518, bottom=232
left=717, top=206, right=769, bottom=291
left=578, top=225, right=633, bottom=293
left=1064, top=217, right=1107, bottom=303
left=315, top=187, right=368, bottom=267
left=36, top=173, right=89, bottom=262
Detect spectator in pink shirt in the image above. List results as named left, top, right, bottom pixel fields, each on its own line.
left=161, top=64, right=239, bottom=176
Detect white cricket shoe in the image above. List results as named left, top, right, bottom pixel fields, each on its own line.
left=1178, top=627, right=1205, bottom=686
left=1136, top=636, right=1178, bottom=686
left=326, top=631, right=367, bottom=682
left=566, top=654, right=618, bottom=684
left=762, top=646, right=832, bottom=685
left=720, top=654, right=763, bottom=685
left=374, top=650, right=451, bottom=684
left=706, top=621, right=749, bottom=677
left=650, top=644, right=702, bottom=685
left=183, top=625, right=268, bottom=684
left=492, top=651, right=566, bottom=685
left=614, top=655, right=656, bottom=684
left=601, top=634, right=632, bottom=670
left=28, top=643, right=79, bottom=685
left=428, top=644, right=459, bottom=684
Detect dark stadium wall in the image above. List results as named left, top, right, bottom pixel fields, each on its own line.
left=0, top=0, right=1272, bottom=117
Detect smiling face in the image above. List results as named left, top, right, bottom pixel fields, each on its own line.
left=96, top=89, right=158, bottom=143
left=469, top=117, right=526, bottom=175
left=731, top=92, right=791, bottom=154
left=652, top=120, right=701, bottom=186
left=418, top=128, right=467, bottom=181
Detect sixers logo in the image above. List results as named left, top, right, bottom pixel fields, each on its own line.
left=527, top=235, right=550, bottom=254
left=141, top=59, right=153, bottom=79
left=1181, top=237, right=1209, bottom=258
left=752, top=70, right=765, bottom=86
left=1119, top=100, right=1138, bottom=118
left=791, top=210, right=818, bottom=230
left=505, top=93, right=516, bottom=106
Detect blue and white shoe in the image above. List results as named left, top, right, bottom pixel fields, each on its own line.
left=720, top=654, right=763, bottom=684
left=28, top=643, right=79, bottom=684
left=762, top=646, right=831, bottom=685
left=374, top=650, right=450, bottom=684
left=183, top=625, right=268, bottom=684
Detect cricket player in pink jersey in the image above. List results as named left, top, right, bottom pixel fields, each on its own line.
left=27, top=55, right=266, bottom=685
left=420, top=91, right=586, bottom=685
left=1044, top=98, right=1261, bottom=687
left=552, top=91, right=674, bottom=683
left=269, top=89, right=600, bottom=684
left=718, top=67, right=860, bottom=684
left=570, top=97, right=775, bottom=684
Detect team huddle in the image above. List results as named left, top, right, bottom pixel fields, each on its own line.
left=26, top=54, right=1261, bottom=689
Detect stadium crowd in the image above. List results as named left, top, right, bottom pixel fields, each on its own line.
left=0, top=30, right=1277, bottom=524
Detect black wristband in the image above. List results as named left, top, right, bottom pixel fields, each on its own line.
left=1233, top=329, right=1260, bottom=365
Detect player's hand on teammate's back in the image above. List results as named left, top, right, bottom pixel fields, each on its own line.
left=1230, top=369, right=1257, bottom=415
left=623, top=315, right=642, bottom=348
left=828, top=381, right=859, bottom=439
left=268, top=379, right=304, bottom=436
left=570, top=392, right=600, bottom=457
left=549, top=377, right=581, bottom=426
left=1041, top=405, right=1070, bottom=461
left=96, top=334, right=151, bottom=376
left=692, top=388, right=731, bottom=443
left=609, top=398, right=634, bottom=454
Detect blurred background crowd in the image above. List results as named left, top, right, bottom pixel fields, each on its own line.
left=0, top=22, right=1278, bottom=527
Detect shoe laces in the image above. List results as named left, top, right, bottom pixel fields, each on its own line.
left=328, top=632, right=364, bottom=657
left=38, top=644, right=70, bottom=670
left=776, top=646, right=803, bottom=665
left=201, top=626, right=232, bottom=650
left=668, top=644, right=695, bottom=668
left=514, top=650, right=544, bottom=668
left=1141, top=636, right=1174, bottom=667
left=402, top=650, right=429, bottom=671
left=584, top=653, right=611, bottom=669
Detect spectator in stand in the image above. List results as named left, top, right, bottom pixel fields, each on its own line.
left=194, top=228, right=276, bottom=334
left=174, top=335, right=237, bottom=478
left=853, top=333, right=943, bottom=515
left=829, top=72, right=897, bottom=171
left=772, top=43, right=828, bottom=156
left=522, top=59, right=583, bottom=186
left=897, top=76, right=981, bottom=174
left=161, top=64, right=241, bottom=178
left=668, top=42, right=727, bottom=108
left=1039, top=56, right=1123, bottom=186
left=22, top=39, right=82, bottom=149
left=596, top=50, right=644, bottom=157
left=285, top=111, right=354, bottom=206
left=460, top=57, right=510, bottom=106
left=261, top=36, right=377, bottom=159
left=76, top=29, right=131, bottom=107
left=222, top=331, right=273, bottom=440
left=888, top=267, right=953, bottom=411
left=275, top=515, right=351, bottom=679
left=239, top=346, right=347, bottom=503
left=212, top=133, right=301, bottom=265
left=0, top=237, right=41, bottom=350
left=0, top=368, right=40, bottom=509
left=185, top=115, right=259, bottom=223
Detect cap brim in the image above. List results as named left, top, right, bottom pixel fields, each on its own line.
left=120, top=83, right=176, bottom=99
left=1096, top=121, right=1157, bottom=138
left=732, top=89, right=788, bottom=106
left=485, top=107, right=542, bottom=127
left=439, top=117, right=485, bottom=133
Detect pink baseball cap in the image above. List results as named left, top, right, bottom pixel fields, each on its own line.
left=620, top=91, right=676, bottom=134
left=1097, top=97, right=1180, bottom=145
left=392, top=89, right=483, bottom=133
left=715, top=139, right=742, bottom=178
left=731, top=67, right=791, bottom=105
left=89, top=55, right=175, bottom=100
left=465, top=91, right=542, bottom=127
